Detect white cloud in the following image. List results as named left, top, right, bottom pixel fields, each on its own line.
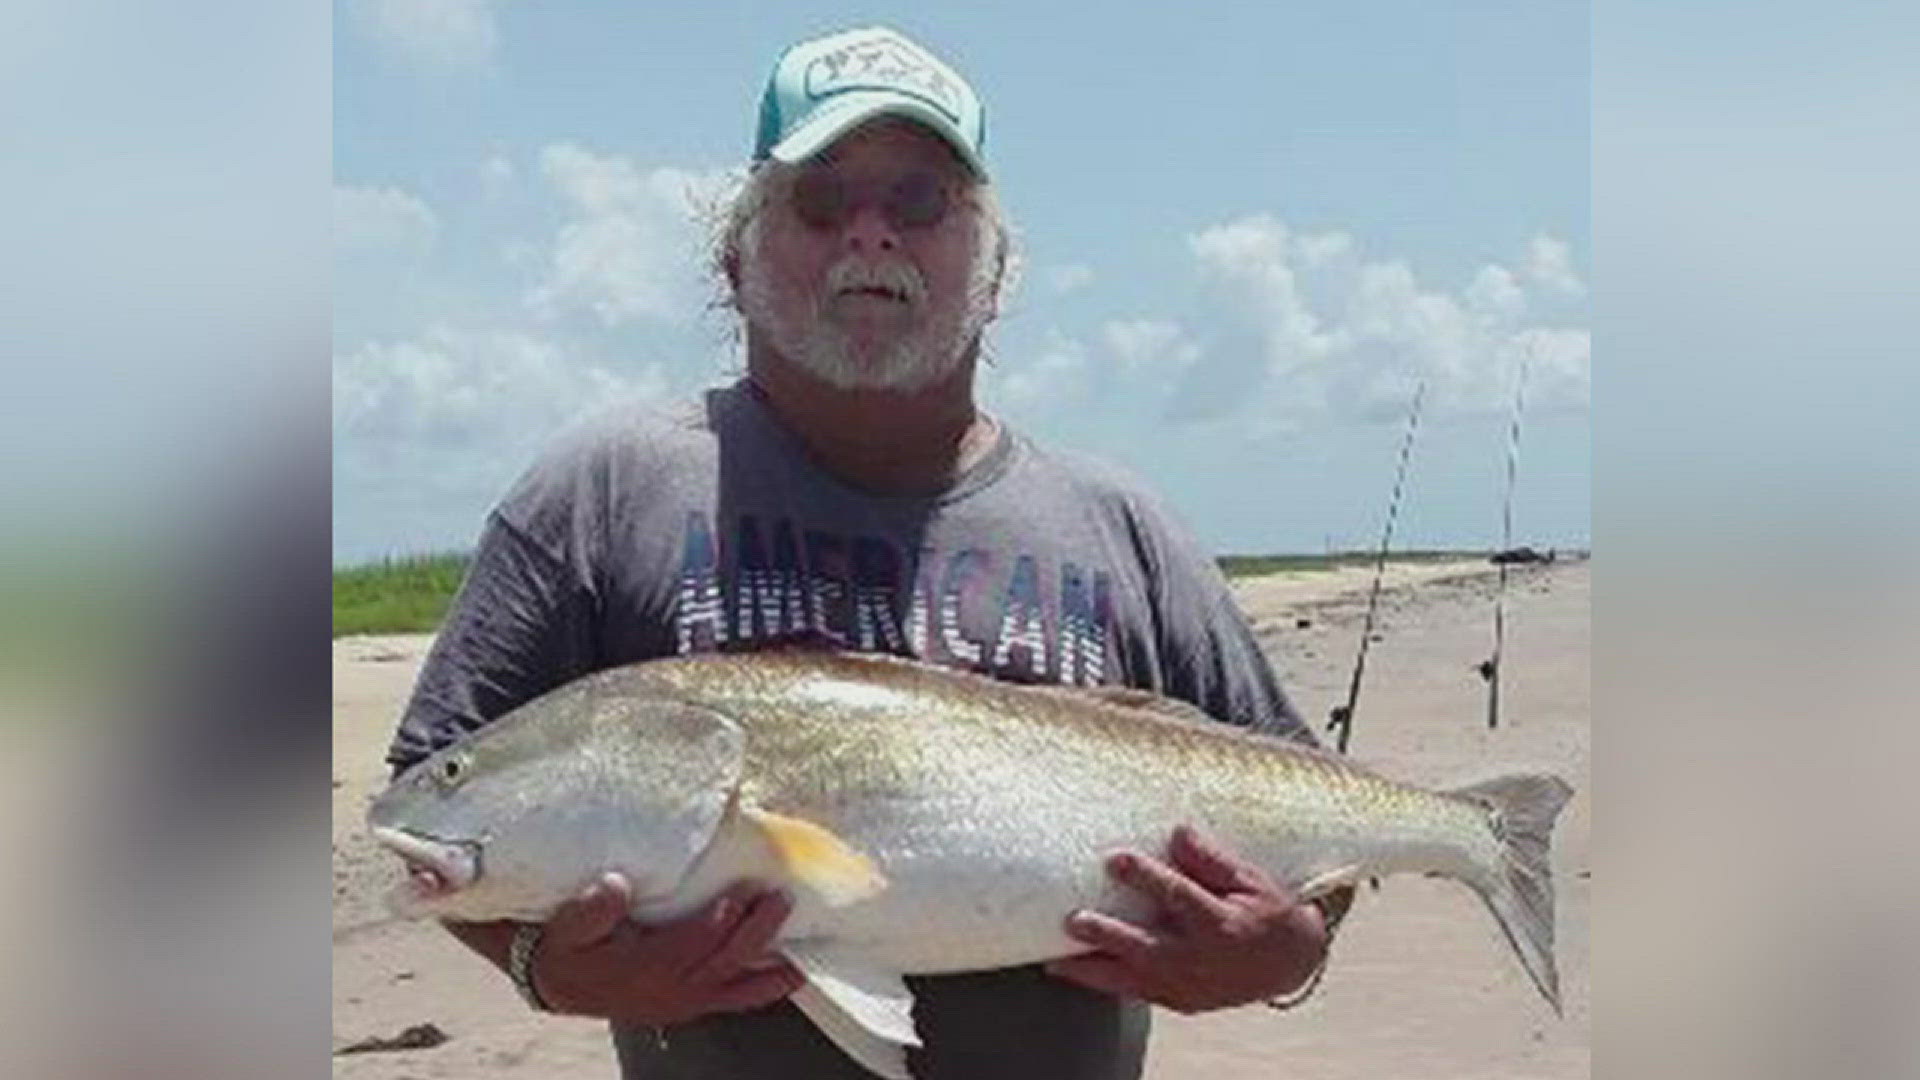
left=1179, top=215, right=1588, bottom=424
left=1294, top=230, right=1355, bottom=268
left=988, top=321, right=1204, bottom=425
left=1045, top=264, right=1094, bottom=295
left=480, top=152, right=514, bottom=197
left=1510, top=326, right=1592, bottom=413
left=333, top=184, right=449, bottom=346
left=525, top=144, right=737, bottom=327
left=333, top=326, right=666, bottom=448
left=1466, top=264, right=1526, bottom=321
left=989, top=331, right=1091, bottom=411
left=333, top=183, right=437, bottom=256
left=349, top=0, right=499, bottom=72
left=1189, top=214, right=1334, bottom=380
left=1102, top=318, right=1198, bottom=378
left=1523, top=235, right=1585, bottom=294
left=500, top=238, right=542, bottom=269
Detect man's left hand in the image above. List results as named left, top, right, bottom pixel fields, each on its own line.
left=1045, top=825, right=1331, bottom=1013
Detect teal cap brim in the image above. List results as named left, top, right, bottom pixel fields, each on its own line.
left=767, top=91, right=987, bottom=179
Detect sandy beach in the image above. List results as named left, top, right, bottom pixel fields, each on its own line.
left=332, top=557, right=1589, bottom=1078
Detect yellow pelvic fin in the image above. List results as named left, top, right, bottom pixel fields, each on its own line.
left=744, top=808, right=886, bottom=906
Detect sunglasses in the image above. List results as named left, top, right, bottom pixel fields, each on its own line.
left=786, top=170, right=955, bottom=232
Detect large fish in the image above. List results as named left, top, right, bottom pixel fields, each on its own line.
left=369, top=650, right=1573, bottom=1078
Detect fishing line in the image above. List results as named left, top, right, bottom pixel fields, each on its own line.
left=1484, top=344, right=1532, bottom=729
left=1329, top=380, right=1426, bottom=754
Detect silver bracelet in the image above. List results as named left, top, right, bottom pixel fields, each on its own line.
left=507, top=923, right=552, bottom=1012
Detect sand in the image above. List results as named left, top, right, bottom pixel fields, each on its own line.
left=332, top=558, right=1589, bottom=1078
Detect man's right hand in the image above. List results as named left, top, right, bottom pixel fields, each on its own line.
left=530, top=873, right=805, bottom=1026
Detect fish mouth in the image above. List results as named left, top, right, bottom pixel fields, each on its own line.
left=372, top=826, right=482, bottom=910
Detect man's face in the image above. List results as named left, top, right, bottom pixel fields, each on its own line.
left=737, top=119, right=997, bottom=392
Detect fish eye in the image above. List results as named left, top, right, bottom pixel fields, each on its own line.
left=436, top=754, right=468, bottom=787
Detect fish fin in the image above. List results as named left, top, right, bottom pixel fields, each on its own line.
left=605, top=701, right=746, bottom=898
left=1294, top=865, right=1364, bottom=901
left=1448, top=773, right=1575, bottom=1015
left=784, top=945, right=920, bottom=1080
left=744, top=808, right=886, bottom=906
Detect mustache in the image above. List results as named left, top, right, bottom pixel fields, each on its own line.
left=824, top=258, right=926, bottom=305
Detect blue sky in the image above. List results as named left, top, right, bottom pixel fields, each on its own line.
left=334, top=0, right=1589, bottom=564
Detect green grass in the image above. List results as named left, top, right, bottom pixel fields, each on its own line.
left=333, top=553, right=470, bottom=637
left=331, top=548, right=1490, bottom=636
left=1215, top=549, right=1475, bottom=579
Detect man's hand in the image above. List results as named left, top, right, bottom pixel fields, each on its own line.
left=531, top=873, right=805, bottom=1026
left=1045, top=826, right=1332, bottom=1013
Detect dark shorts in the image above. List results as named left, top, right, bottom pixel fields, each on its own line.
left=612, top=964, right=1150, bottom=1080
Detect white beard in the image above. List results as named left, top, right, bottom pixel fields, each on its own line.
left=737, top=245, right=997, bottom=393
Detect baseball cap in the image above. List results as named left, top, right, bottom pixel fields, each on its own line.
left=753, top=27, right=988, bottom=179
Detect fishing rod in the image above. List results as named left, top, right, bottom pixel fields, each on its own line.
left=1482, top=344, right=1533, bottom=729
left=1328, top=380, right=1426, bottom=754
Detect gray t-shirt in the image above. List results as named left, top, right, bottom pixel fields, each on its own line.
left=389, top=380, right=1313, bottom=1079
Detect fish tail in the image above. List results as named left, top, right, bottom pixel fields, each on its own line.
left=1447, top=773, right=1575, bottom=1014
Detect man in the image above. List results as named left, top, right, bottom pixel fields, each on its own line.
left=387, top=26, right=1349, bottom=1080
